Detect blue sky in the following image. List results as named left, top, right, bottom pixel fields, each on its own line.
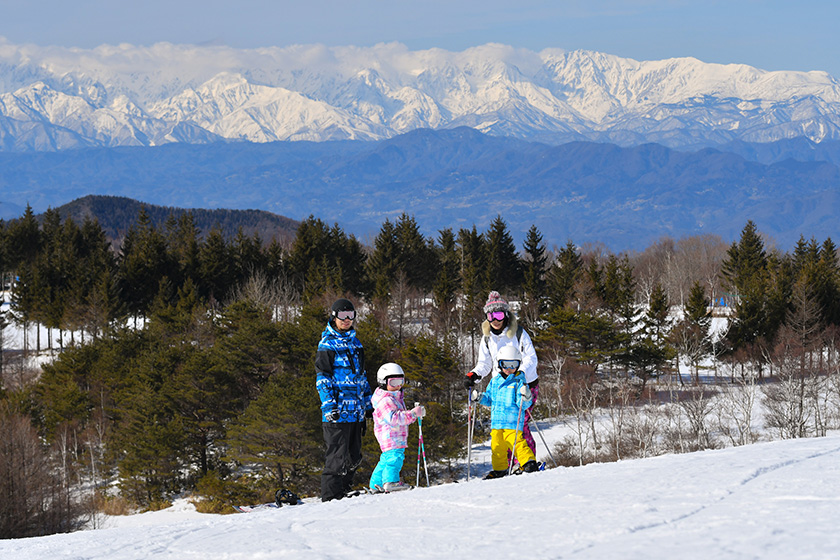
left=2, top=0, right=838, bottom=78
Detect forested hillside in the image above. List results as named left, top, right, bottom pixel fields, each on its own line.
left=51, top=195, right=299, bottom=248
left=2, top=205, right=839, bottom=539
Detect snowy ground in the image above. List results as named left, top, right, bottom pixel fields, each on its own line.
left=2, top=428, right=840, bottom=559
left=6, top=302, right=840, bottom=558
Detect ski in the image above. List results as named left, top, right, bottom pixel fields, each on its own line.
left=232, top=488, right=302, bottom=513
left=232, top=503, right=280, bottom=513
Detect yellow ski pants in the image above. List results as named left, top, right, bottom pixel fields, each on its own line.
left=490, top=428, right=536, bottom=471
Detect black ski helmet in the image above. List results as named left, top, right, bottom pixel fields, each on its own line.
left=331, top=298, right=355, bottom=317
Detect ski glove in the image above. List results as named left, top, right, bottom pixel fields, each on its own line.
left=520, top=385, right=532, bottom=399
left=326, top=410, right=341, bottom=422
left=411, top=405, right=426, bottom=419
left=365, top=408, right=374, bottom=419
left=464, top=372, right=479, bottom=389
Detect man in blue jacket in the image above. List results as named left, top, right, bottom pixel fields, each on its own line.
left=316, top=298, right=373, bottom=501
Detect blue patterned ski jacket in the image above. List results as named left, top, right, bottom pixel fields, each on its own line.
left=315, top=322, right=373, bottom=422
left=480, top=371, right=532, bottom=431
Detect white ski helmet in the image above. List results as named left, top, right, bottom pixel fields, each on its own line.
left=496, top=345, right=522, bottom=370
left=376, top=362, right=405, bottom=385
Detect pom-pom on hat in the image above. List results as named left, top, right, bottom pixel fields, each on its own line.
left=483, top=291, right=510, bottom=315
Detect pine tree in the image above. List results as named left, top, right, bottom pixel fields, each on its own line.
left=630, top=284, right=674, bottom=392
left=457, top=226, right=487, bottom=336
left=672, top=281, right=712, bottom=384
left=484, top=215, right=521, bottom=295
left=817, top=238, right=840, bottom=326
left=5, top=204, right=40, bottom=269
left=721, top=221, right=771, bottom=357
left=366, top=219, right=399, bottom=303
left=431, top=228, right=460, bottom=335
left=546, top=241, right=582, bottom=309
left=224, top=373, right=322, bottom=492
left=232, top=227, right=266, bottom=289
left=198, top=226, right=233, bottom=304
left=165, top=212, right=201, bottom=289
left=397, top=334, right=464, bottom=474
left=521, top=225, right=547, bottom=322
left=394, top=213, right=435, bottom=292
left=118, top=209, right=172, bottom=322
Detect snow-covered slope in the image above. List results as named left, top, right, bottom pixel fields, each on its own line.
left=2, top=40, right=840, bottom=151
left=2, top=431, right=839, bottom=559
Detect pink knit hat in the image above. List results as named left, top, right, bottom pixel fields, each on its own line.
left=483, top=291, right=510, bottom=314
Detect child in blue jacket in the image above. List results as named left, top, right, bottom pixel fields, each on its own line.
left=479, top=345, right=539, bottom=479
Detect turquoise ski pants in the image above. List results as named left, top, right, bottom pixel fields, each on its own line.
left=369, top=448, right=406, bottom=489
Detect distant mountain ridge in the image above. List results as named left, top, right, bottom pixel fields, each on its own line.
left=3, top=128, right=839, bottom=251
left=46, top=195, right=300, bottom=247
left=2, top=41, right=840, bottom=151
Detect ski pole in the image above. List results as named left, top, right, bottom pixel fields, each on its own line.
left=466, top=389, right=473, bottom=481
left=416, top=402, right=430, bottom=486
left=416, top=417, right=422, bottom=486
left=527, top=408, right=559, bottom=468
left=508, top=393, right=526, bottom=476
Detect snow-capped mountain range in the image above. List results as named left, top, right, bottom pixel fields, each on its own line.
left=2, top=39, right=840, bottom=151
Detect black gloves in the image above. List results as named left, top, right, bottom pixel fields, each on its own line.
left=325, top=410, right=340, bottom=422
left=365, top=408, right=373, bottom=419
left=463, top=372, right=479, bottom=390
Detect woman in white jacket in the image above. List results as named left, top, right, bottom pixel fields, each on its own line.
left=464, top=291, right=539, bottom=455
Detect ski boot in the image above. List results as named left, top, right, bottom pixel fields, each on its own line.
left=275, top=489, right=302, bottom=506
left=484, top=469, right=507, bottom=480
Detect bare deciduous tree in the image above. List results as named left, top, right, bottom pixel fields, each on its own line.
left=0, top=404, right=85, bottom=538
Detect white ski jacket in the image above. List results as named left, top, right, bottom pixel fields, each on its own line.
left=470, top=316, right=538, bottom=384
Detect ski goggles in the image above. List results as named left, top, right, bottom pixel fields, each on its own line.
left=334, top=310, right=356, bottom=321
left=486, top=311, right=506, bottom=321
left=386, top=376, right=405, bottom=387
left=498, top=359, right=521, bottom=370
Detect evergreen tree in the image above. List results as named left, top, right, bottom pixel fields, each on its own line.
left=198, top=226, right=233, bottom=304
left=398, top=334, right=464, bottom=473
left=265, top=238, right=286, bottom=281
left=817, top=238, right=840, bottom=326
left=672, top=281, right=712, bottom=383
left=118, top=209, right=172, bottom=321
left=232, top=228, right=266, bottom=289
left=539, top=305, right=622, bottom=374
left=286, top=216, right=365, bottom=299
left=457, top=226, right=486, bottom=330
left=336, top=230, right=367, bottom=296
left=431, top=228, right=460, bottom=334
left=366, top=219, right=399, bottom=303
left=630, top=284, right=674, bottom=392
left=5, top=204, right=40, bottom=269
left=484, top=215, right=521, bottom=295
left=394, top=213, right=435, bottom=292
left=165, top=212, right=201, bottom=289
left=521, top=225, right=548, bottom=322
left=224, top=372, right=322, bottom=493
left=721, top=221, right=772, bottom=358
left=546, top=241, right=582, bottom=309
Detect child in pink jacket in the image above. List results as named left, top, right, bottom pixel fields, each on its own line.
left=369, top=363, right=425, bottom=492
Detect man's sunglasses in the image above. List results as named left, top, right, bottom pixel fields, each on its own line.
left=335, top=310, right=356, bottom=321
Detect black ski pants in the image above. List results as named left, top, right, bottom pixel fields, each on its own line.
left=321, top=421, right=364, bottom=501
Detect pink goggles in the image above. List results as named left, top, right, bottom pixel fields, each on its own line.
left=386, top=377, right=405, bottom=387
left=487, top=311, right=506, bottom=321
